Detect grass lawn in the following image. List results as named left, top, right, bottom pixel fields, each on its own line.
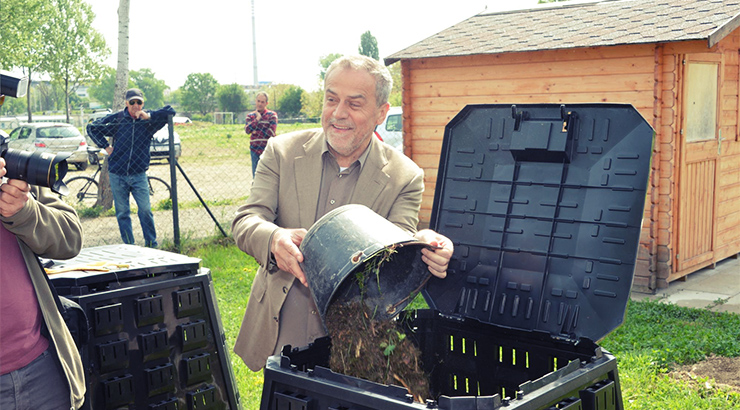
left=188, top=242, right=740, bottom=410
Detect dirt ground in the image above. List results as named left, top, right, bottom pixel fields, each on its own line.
left=669, top=356, right=740, bottom=392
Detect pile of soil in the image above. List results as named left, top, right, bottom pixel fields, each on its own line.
left=325, top=302, right=430, bottom=402
left=669, top=355, right=740, bottom=392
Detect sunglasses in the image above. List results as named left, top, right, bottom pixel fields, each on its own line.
left=128, top=100, right=143, bottom=106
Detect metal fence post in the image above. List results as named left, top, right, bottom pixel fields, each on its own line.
left=167, top=114, right=180, bottom=249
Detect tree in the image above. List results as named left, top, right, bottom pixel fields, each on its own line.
left=278, top=85, right=304, bottom=117
left=217, top=84, right=248, bottom=113
left=319, top=53, right=343, bottom=82
left=301, top=89, right=323, bottom=119
left=181, top=73, right=219, bottom=115
left=358, top=31, right=379, bottom=60
left=97, top=0, right=131, bottom=211
left=41, top=0, right=109, bottom=122
left=1, top=0, right=53, bottom=121
left=131, top=68, right=167, bottom=108
left=388, top=62, right=402, bottom=106
left=88, top=66, right=135, bottom=109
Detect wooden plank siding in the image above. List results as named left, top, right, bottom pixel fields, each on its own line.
left=402, top=34, right=740, bottom=291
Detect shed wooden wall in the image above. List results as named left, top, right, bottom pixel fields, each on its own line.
left=401, top=32, right=740, bottom=291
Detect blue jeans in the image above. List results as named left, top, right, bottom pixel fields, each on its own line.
left=0, top=349, right=70, bottom=410
left=251, top=150, right=260, bottom=177
left=109, top=172, right=158, bottom=247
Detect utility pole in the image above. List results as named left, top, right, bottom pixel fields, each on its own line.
left=251, top=0, right=258, bottom=87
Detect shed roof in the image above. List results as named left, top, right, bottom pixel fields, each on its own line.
left=386, top=0, right=740, bottom=64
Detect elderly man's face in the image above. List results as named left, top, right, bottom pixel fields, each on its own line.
left=127, top=98, right=144, bottom=117
left=321, top=67, right=389, bottom=162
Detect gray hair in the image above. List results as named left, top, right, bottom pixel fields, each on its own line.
left=256, top=91, right=269, bottom=102
left=325, top=55, right=392, bottom=106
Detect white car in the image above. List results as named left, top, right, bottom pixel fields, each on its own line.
left=7, top=123, right=89, bottom=170
left=150, top=124, right=182, bottom=162
left=375, top=106, right=403, bottom=152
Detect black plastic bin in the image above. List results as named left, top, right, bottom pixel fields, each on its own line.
left=260, top=104, right=654, bottom=410
left=48, top=244, right=240, bottom=410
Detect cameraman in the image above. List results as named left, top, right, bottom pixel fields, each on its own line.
left=0, top=157, right=86, bottom=409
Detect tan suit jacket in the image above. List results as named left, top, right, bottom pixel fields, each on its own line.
left=232, top=128, right=424, bottom=371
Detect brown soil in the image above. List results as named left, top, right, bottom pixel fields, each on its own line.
left=669, top=355, right=740, bottom=393
left=326, top=302, right=430, bottom=402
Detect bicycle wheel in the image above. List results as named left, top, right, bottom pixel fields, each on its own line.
left=147, top=176, right=172, bottom=206
left=63, top=177, right=98, bottom=208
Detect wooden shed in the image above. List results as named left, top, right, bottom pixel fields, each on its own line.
left=386, top=0, right=740, bottom=293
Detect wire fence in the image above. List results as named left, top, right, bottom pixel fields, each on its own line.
left=61, top=114, right=317, bottom=250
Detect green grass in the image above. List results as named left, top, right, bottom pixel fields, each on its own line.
left=187, top=242, right=740, bottom=410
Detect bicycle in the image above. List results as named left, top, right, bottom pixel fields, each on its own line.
left=63, top=147, right=172, bottom=208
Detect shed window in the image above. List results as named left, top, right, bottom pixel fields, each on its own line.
left=685, top=62, right=718, bottom=142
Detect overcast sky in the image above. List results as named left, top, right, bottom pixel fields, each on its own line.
left=82, top=0, right=543, bottom=92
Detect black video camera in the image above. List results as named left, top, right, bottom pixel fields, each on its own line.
left=1, top=72, right=69, bottom=195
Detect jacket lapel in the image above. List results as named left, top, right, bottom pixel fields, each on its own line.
left=352, top=138, right=390, bottom=207
left=294, top=132, right=324, bottom=228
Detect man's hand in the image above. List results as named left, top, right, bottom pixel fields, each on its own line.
left=252, top=111, right=262, bottom=122
left=135, top=110, right=151, bottom=120
left=415, top=229, right=454, bottom=279
left=0, top=158, right=31, bottom=217
left=271, top=228, right=308, bottom=285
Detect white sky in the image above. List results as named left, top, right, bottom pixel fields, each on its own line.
left=84, top=0, right=542, bottom=92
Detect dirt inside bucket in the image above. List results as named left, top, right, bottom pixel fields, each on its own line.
left=326, top=301, right=430, bottom=402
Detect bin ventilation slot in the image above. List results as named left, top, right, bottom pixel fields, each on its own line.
left=274, top=391, right=312, bottom=410
left=102, top=374, right=135, bottom=409
left=139, top=328, right=170, bottom=362
left=186, top=385, right=218, bottom=410
left=94, top=303, right=124, bottom=336
left=175, top=287, right=204, bottom=318
left=144, top=363, right=175, bottom=397
left=184, top=353, right=212, bottom=386
left=98, top=339, right=129, bottom=373
left=148, top=397, right=180, bottom=410
left=136, top=294, right=164, bottom=327
left=179, top=320, right=208, bottom=351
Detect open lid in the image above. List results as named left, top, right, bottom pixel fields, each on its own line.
left=424, top=104, right=654, bottom=342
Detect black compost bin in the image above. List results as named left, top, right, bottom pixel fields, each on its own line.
left=48, top=244, right=240, bottom=410
left=260, top=103, right=654, bottom=410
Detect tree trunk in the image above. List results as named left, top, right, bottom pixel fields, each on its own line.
left=96, top=0, right=130, bottom=210
left=25, top=68, right=33, bottom=123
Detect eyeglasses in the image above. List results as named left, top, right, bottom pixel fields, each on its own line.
left=128, top=100, right=143, bottom=106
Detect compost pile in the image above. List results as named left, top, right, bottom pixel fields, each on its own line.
left=325, top=301, right=430, bottom=402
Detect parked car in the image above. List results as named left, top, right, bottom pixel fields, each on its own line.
left=374, top=106, right=403, bottom=152
left=150, top=124, right=182, bottom=162
left=7, top=123, right=89, bottom=170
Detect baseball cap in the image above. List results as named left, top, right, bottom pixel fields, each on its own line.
left=125, top=88, right=144, bottom=102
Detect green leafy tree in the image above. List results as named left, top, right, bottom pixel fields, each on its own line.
left=1, top=0, right=53, bottom=121
left=388, top=62, right=402, bottom=106
left=217, top=84, right=248, bottom=113
left=301, top=89, right=323, bottom=118
left=181, top=73, right=219, bottom=115
left=89, top=66, right=136, bottom=109
left=41, top=0, right=109, bottom=122
left=131, top=68, right=168, bottom=108
left=358, top=31, right=379, bottom=60
left=278, top=85, right=304, bottom=117
left=319, top=53, right=343, bottom=82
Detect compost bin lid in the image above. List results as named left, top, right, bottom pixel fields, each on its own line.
left=46, top=244, right=201, bottom=292
left=424, top=104, right=654, bottom=343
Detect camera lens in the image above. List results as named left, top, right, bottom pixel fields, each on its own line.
left=2, top=148, right=69, bottom=195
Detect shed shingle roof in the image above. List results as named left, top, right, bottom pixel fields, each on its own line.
left=385, top=0, right=740, bottom=64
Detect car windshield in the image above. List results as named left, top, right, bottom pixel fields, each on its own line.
left=37, top=126, right=81, bottom=138
left=385, top=115, right=402, bottom=132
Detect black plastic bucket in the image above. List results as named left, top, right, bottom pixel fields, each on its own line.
left=300, top=204, right=431, bottom=323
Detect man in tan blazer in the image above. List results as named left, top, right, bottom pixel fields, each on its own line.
left=232, top=55, right=453, bottom=371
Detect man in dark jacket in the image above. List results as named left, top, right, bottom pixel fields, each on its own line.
left=87, top=88, right=175, bottom=247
